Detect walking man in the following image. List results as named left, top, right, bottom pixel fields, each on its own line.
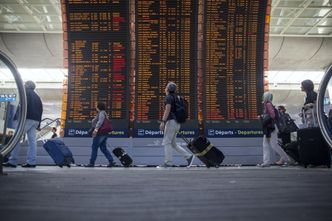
left=159, top=82, right=194, bottom=167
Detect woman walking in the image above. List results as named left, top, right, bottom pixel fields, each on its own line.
left=85, top=102, right=114, bottom=167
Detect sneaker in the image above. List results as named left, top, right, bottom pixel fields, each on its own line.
left=186, top=155, right=195, bottom=167
left=21, top=163, right=36, bottom=168
left=256, top=163, right=270, bottom=167
left=157, top=163, right=173, bottom=168
left=2, top=162, right=17, bottom=168
left=84, top=164, right=94, bottom=167
left=107, top=162, right=116, bottom=167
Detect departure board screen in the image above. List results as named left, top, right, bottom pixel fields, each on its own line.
left=134, top=0, right=198, bottom=137
left=203, top=0, right=266, bottom=137
left=64, top=0, right=129, bottom=137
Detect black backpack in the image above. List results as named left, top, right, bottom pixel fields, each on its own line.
left=172, top=95, right=188, bottom=123
left=273, top=106, right=286, bottom=132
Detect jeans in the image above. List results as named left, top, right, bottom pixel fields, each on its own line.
left=89, top=135, right=114, bottom=165
left=162, top=119, right=191, bottom=165
left=8, top=119, right=39, bottom=165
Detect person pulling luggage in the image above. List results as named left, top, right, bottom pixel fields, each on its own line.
left=159, top=82, right=194, bottom=168
left=258, top=92, right=292, bottom=167
left=85, top=102, right=115, bottom=167
left=3, top=81, right=43, bottom=168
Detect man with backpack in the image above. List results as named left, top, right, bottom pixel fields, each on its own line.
left=159, top=82, right=194, bottom=168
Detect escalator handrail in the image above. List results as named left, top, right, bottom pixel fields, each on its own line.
left=0, top=51, right=27, bottom=157
left=40, top=118, right=60, bottom=130
left=317, top=65, right=332, bottom=148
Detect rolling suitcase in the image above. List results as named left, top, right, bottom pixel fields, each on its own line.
left=183, top=136, right=225, bottom=168
left=283, top=141, right=301, bottom=163
left=112, top=147, right=133, bottom=167
left=297, top=127, right=331, bottom=168
left=43, top=139, right=75, bottom=167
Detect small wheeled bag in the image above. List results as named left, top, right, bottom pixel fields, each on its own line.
left=183, top=136, right=225, bottom=168
left=112, top=147, right=133, bottom=167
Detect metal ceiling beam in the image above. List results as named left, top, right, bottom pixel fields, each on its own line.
left=272, top=25, right=332, bottom=28
left=280, top=0, right=314, bottom=35
left=274, top=6, right=332, bottom=9
left=269, top=33, right=332, bottom=37
left=271, top=16, right=332, bottom=19
left=0, top=30, right=62, bottom=33
left=0, top=12, right=59, bottom=16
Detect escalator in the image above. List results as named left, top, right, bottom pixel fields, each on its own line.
left=37, top=118, right=61, bottom=140
left=0, top=51, right=27, bottom=174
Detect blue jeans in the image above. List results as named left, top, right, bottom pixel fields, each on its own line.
left=8, top=119, right=39, bottom=165
left=89, top=135, right=114, bottom=165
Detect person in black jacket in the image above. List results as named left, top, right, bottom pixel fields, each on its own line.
left=51, top=127, right=58, bottom=139
left=3, top=81, right=43, bottom=168
left=300, top=79, right=318, bottom=127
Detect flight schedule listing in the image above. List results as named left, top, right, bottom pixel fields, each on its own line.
left=134, top=0, right=198, bottom=137
left=64, top=0, right=129, bottom=137
left=204, top=0, right=267, bottom=137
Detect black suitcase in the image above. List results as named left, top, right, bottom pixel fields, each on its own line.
left=112, top=147, right=133, bottom=167
left=297, top=127, right=331, bottom=168
left=183, top=136, right=225, bottom=168
left=43, top=139, right=75, bottom=167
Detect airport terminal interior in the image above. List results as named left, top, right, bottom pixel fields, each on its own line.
left=0, top=0, right=332, bottom=220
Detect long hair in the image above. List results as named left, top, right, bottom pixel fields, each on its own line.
left=301, top=79, right=314, bottom=93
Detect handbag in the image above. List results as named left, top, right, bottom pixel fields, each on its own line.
left=97, top=118, right=112, bottom=135
left=284, top=119, right=298, bottom=133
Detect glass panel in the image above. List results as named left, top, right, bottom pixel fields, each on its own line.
left=0, top=60, right=20, bottom=149
left=310, top=0, right=332, bottom=7
left=270, top=18, right=290, bottom=26
left=270, top=27, right=284, bottom=34
left=308, top=27, right=332, bottom=35
left=272, top=8, right=301, bottom=18
left=292, top=18, right=321, bottom=26
left=300, top=9, right=330, bottom=18
left=278, top=0, right=305, bottom=7
left=284, top=27, right=311, bottom=35
left=318, top=18, right=332, bottom=26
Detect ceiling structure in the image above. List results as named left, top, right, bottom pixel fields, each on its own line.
left=0, top=0, right=331, bottom=37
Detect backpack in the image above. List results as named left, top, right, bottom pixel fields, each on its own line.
left=273, top=106, right=286, bottom=132
left=267, top=102, right=283, bottom=131
left=172, top=95, right=188, bottom=123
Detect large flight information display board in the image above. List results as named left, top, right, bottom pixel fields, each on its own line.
left=134, top=0, right=198, bottom=137
left=203, top=0, right=267, bottom=137
left=64, top=0, right=129, bottom=137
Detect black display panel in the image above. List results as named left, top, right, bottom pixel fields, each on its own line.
left=64, top=0, right=129, bottom=137
left=203, top=0, right=266, bottom=137
left=134, top=0, right=198, bottom=137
